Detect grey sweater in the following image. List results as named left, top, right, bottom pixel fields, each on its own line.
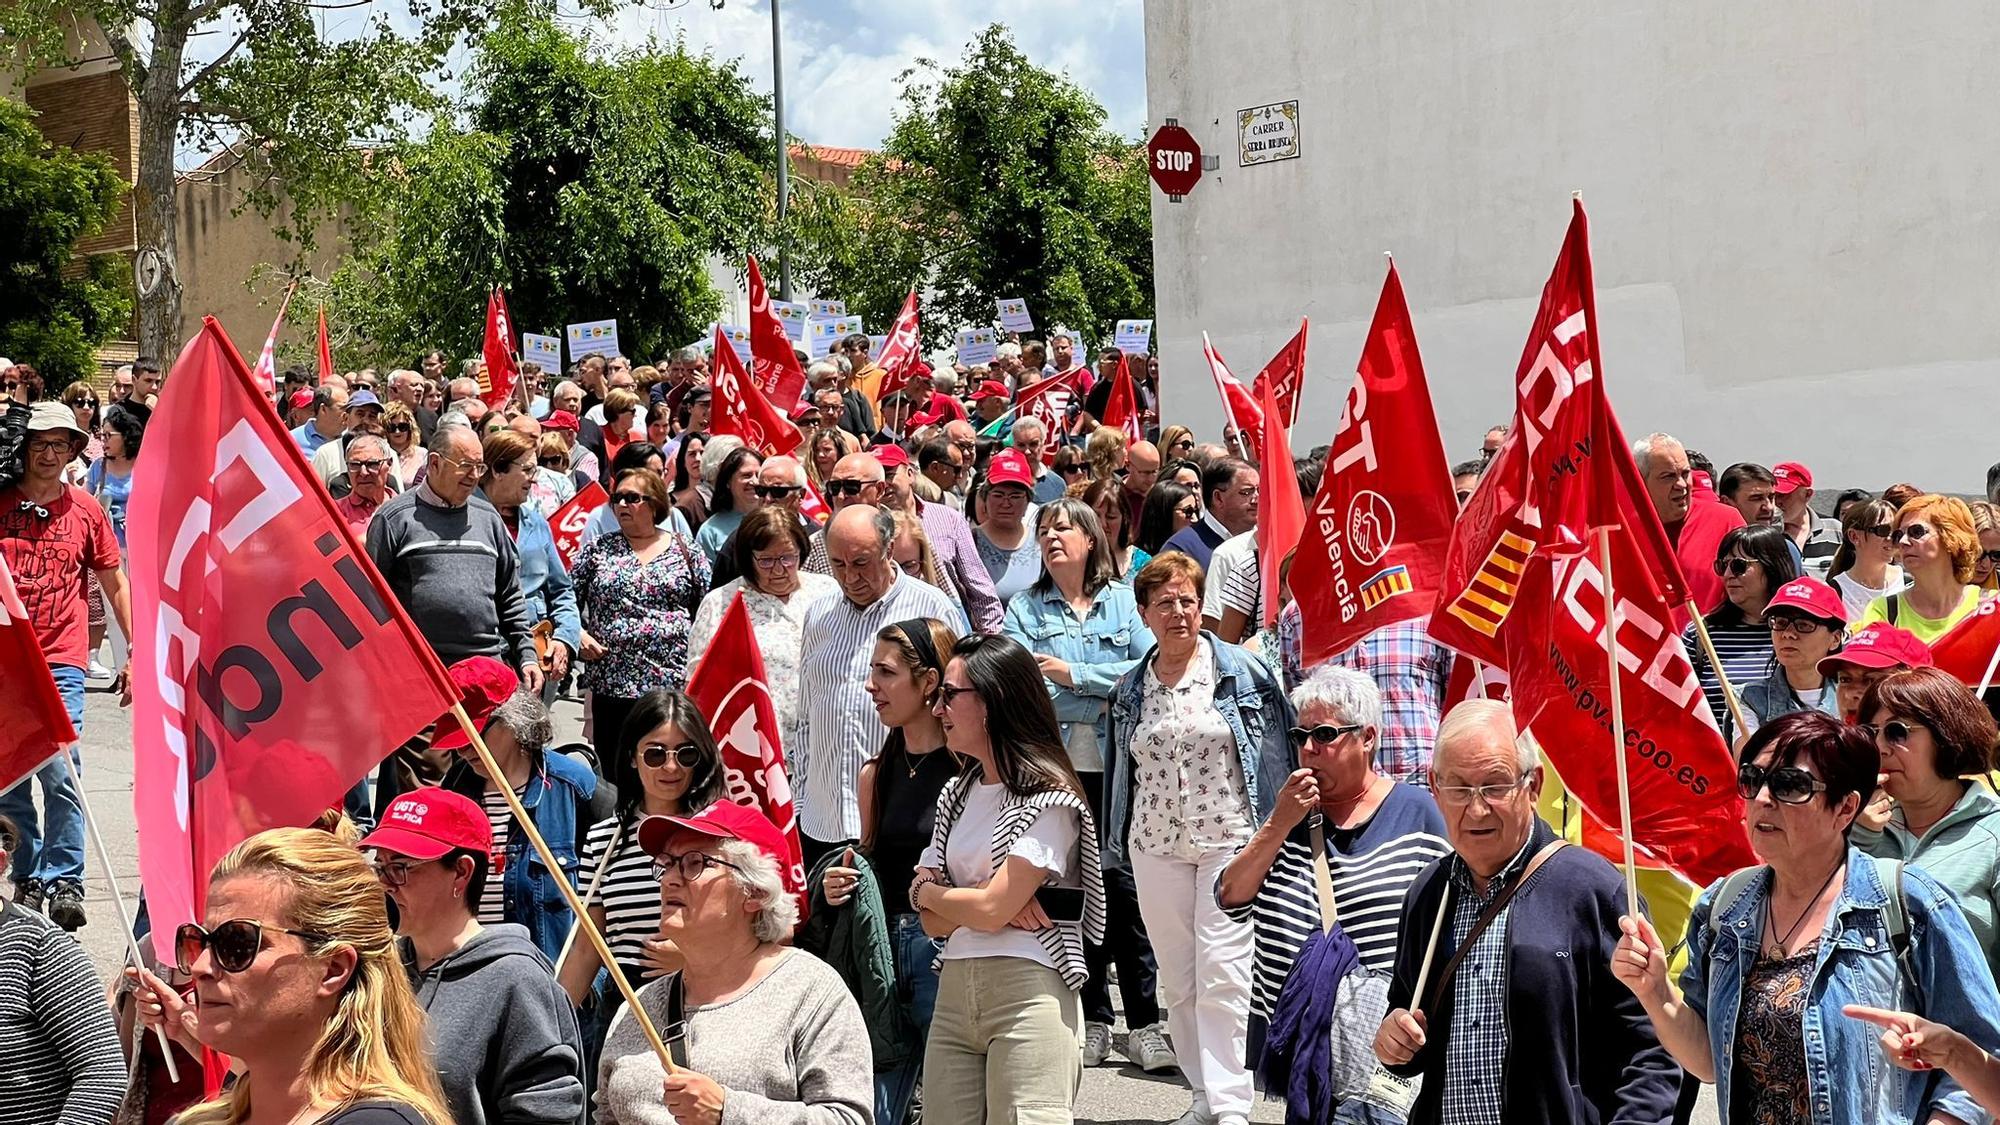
left=404, top=923, right=586, bottom=1125
left=596, top=948, right=872, bottom=1125
left=0, top=899, right=125, bottom=1125
left=366, top=485, right=534, bottom=669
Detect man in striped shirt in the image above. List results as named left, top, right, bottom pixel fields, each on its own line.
left=792, top=505, right=956, bottom=865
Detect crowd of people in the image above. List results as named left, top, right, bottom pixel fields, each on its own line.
left=9, top=330, right=2000, bottom=1125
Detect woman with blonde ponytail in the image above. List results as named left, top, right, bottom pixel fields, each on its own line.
left=165, top=827, right=449, bottom=1125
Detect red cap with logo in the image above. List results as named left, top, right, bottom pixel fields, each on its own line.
left=1765, top=577, right=1847, bottom=623
left=359, top=787, right=492, bottom=861
left=638, top=800, right=801, bottom=902
left=1818, top=622, right=1933, bottom=675
left=986, top=448, right=1035, bottom=489
left=975, top=380, right=1010, bottom=401
left=1773, top=462, right=1813, bottom=495
left=432, top=656, right=519, bottom=752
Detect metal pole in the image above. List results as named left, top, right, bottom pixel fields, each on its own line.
left=770, top=0, right=792, bottom=300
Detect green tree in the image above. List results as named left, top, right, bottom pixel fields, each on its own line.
left=0, top=101, right=133, bottom=390
left=326, top=11, right=795, bottom=366
left=796, top=24, right=1154, bottom=351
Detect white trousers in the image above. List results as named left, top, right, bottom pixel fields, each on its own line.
left=1130, top=847, right=1254, bottom=1119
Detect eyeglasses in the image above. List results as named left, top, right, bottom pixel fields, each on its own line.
left=1175, top=504, right=1201, bottom=520
left=1171, top=439, right=1194, bottom=451
left=437, top=453, right=485, bottom=475
left=540, top=456, right=568, bottom=469
left=754, top=485, right=801, bottom=500
left=936, top=683, right=978, bottom=708
left=753, top=553, right=800, bottom=571
left=386, top=423, right=414, bottom=434
left=1434, top=775, right=1532, bottom=807
left=1979, top=550, right=2000, bottom=569
left=1713, top=557, right=1757, bottom=577
left=612, top=492, right=650, bottom=506
left=1290, top=723, right=1362, bottom=745
left=823, top=479, right=869, bottom=497
left=651, top=850, right=743, bottom=882
left=347, top=458, right=391, bottom=473
left=1736, top=762, right=1827, bottom=805
left=1059, top=463, right=1086, bottom=475
left=640, top=742, right=703, bottom=769
left=1861, top=719, right=1917, bottom=746
left=174, top=919, right=332, bottom=975
left=1891, top=524, right=1933, bottom=546
left=896, top=556, right=925, bottom=577
left=1149, top=594, right=1201, bottom=615
left=26, top=438, right=73, bottom=454
left=1766, top=615, right=1830, bottom=636
left=373, top=857, right=423, bottom=887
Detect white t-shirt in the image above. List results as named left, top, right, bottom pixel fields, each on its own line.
left=919, top=780, right=1079, bottom=969
left=1833, top=567, right=1906, bottom=622
left=584, top=402, right=649, bottom=427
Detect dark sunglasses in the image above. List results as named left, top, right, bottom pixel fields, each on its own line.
left=823, top=479, right=867, bottom=497
left=1713, top=557, right=1757, bottom=577
left=386, top=423, right=414, bottom=434
left=1862, top=524, right=1893, bottom=539
left=540, top=456, right=569, bottom=468
left=175, top=919, right=332, bottom=974
left=1290, top=723, right=1362, bottom=745
left=1736, top=762, right=1827, bottom=805
left=1979, top=550, right=2000, bottom=568
left=1891, top=524, right=1933, bottom=546
left=1861, top=719, right=1917, bottom=745
left=1765, top=615, right=1831, bottom=636
left=754, top=484, right=801, bottom=500
left=640, top=742, right=703, bottom=769
left=612, top=492, right=650, bottom=506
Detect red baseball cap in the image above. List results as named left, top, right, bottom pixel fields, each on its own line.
left=872, top=444, right=910, bottom=469
left=638, top=800, right=800, bottom=902
left=1818, top=622, right=1933, bottom=675
left=359, top=787, right=492, bottom=861
left=1773, top=462, right=1813, bottom=495
left=975, top=380, right=1010, bottom=401
left=1765, top=577, right=1846, bottom=623
left=986, top=448, right=1035, bottom=490
left=432, top=656, right=519, bottom=751
left=543, top=410, right=581, bottom=433
left=289, top=388, right=315, bottom=410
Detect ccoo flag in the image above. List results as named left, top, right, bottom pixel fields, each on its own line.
left=127, top=317, right=460, bottom=962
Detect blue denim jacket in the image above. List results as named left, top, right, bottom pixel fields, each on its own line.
left=515, top=509, right=582, bottom=652
left=444, top=752, right=596, bottom=962
left=1103, top=633, right=1296, bottom=868
left=1681, top=847, right=2000, bottom=1125
left=1003, top=579, right=1154, bottom=756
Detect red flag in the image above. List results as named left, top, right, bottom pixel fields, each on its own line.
left=1200, top=332, right=1264, bottom=452
left=1249, top=319, right=1309, bottom=430
left=1255, top=378, right=1304, bottom=628
left=685, top=592, right=808, bottom=919
left=799, top=477, right=831, bottom=526
left=315, top=307, right=334, bottom=384
left=1100, top=353, right=1143, bottom=441
left=0, top=555, right=75, bottom=793
left=128, top=317, right=460, bottom=962
left=482, top=289, right=522, bottom=409
left=1015, top=367, right=1085, bottom=465
left=1928, top=592, right=2000, bottom=687
left=1290, top=263, right=1459, bottom=664
left=873, top=291, right=924, bottom=401
left=250, top=283, right=297, bottom=399
left=548, top=482, right=610, bottom=570
left=710, top=326, right=805, bottom=458
left=1431, top=202, right=1755, bottom=888
left=747, top=257, right=809, bottom=413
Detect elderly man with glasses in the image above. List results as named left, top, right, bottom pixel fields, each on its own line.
left=334, top=433, right=396, bottom=538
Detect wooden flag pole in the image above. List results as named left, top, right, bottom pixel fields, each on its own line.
left=448, top=703, right=677, bottom=1074
left=1684, top=601, right=1751, bottom=739
left=1599, top=528, right=1640, bottom=917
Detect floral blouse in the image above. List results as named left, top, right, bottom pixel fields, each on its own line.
left=1128, top=639, right=1254, bottom=862
left=1730, top=942, right=1817, bottom=1125
left=570, top=530, right=710, bottom=699
left=688, top=573, right=838, bottom=752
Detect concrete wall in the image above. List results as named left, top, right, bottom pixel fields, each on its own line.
left=1144, top=0, right=2000, bottom=491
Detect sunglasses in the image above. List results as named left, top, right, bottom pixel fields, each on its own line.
left=640, top=742, right=703, bottom=769
left=1290, top=723, right=1362, bottom=745
left=1861, top=719, right=1917, bottom=745
left=1979, top=550, right=2000, bottom=569
left=1766, top=615, right=1831, bottom=636
left=1891, top=524, right=1933, bottom=546
left=1736, top=762, right=1827, bottom=805
left=175, top=919, right=332, bottom=974
left=1171, top=439, right=1194, bottom=451
left=1862, top=524, right=1893, bottom=539
left=754, top=484, right=801, bottom=500
left=936, top=683, right=978, bottom=708
left=540, top=456, right=568, bottom=469
left=823, top=479, right=868, bottom=497
left=386, top=423, right=413, bottom=434
left=1713, top=557, right=1757, bottom=577
left=612, top=492, right=650, bottom=506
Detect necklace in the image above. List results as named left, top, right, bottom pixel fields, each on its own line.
left=1763, top=860, right=1844, bottom=958
left=904, top=745, right=944, bottom=778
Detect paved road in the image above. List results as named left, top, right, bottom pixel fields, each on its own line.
left=56, top=684, right=1713, bottom=1124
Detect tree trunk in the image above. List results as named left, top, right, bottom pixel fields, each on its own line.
left=133, top=0, right=190, bottom=363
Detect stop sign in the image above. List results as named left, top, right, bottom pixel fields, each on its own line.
left=1147, top=123, right=1202, bottom=199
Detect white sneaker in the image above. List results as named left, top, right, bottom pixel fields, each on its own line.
left=1169, top=1107, right=1214, bottom=1125
left=1080, top=1021, right=1113, bottom=1067
left=1127, top=1022, right=1179, bottom=1073
left=87, top=659, right=114, bottom=680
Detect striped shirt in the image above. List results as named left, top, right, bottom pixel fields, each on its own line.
left=476, top=787, right=520, bottom=925
left=0, top=900, right=125, bottom=1125
left=581, top=816, right=661, bottom=982
left=792, top=572, right=959, bottom=841
left=1681, top=618, right=1774, bottom=729
left=1206, top=531, right=1261, bottom=626
left=1323, top=618, right=1454, bottom=786
left=1441, top=840, right=1537, bottom=1125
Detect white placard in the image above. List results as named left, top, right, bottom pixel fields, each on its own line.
left=956, top=327, right=999, bottom=367
left=1237, top=99, right=1301, bottom=167
left=522, top=333, right=562, bottom=372
left=996, top=297, right=1034, bottom=333
left=1114, top=319, right=1154, bottom=355
left=771, top=300, right=809, bottom=341
left=867, top=335, right=888, bottom=361
left=716, top=324, right=753, bottom=362
left=809, top=299, right=847, bottom=320
left=565, top=319, right=621, bottom=363
left=807, top=315, right=864, bottom=360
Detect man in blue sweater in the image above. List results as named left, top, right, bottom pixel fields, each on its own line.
left=1373, top=700, right=1682, bottom=1125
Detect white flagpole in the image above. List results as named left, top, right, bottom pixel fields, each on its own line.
left=1597, top=528, right=1640, bottom=917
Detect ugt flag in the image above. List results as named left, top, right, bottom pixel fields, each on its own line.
left=1200, top=333, right=1265, bottom=453
left=1100, top=353, right=1144, bottom=441
left=685, top=591, right=807, bottom=919
left=0, top=555, right=76, bottom=792
left=1013, top=368, right=1084, bottom=464
left=1250, top=319, right=1309, bottom=430
left=710, top=325, right=805, bottom=458
left=747, top=256, right=809, bottom=413
left=128, top=317, right=459, bottom=962
left=548, top=482, right=610, bottom=570
left=873, top=291, right=924, bottom=402
left=482, top=289, right=522, bottom=409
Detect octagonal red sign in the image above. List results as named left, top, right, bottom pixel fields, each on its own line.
left=1147, top=124, right=1202, bottom=199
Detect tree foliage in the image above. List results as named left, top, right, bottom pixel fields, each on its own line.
left=0, top=101, right=133, bottom=390
left=796, top=24, right=1154, bottom=351
left=327, top=10, right=793, bottom=366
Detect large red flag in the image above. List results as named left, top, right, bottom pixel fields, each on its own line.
left=1290, top=263, right=1459, bottom=665
left=315, top=307, right=334, bottom=384
left=747, top=257, right=809, bottom=413
left=250, top=283, right=296, bottom=400
left=1249, top=319, right=1309, bottom=430
left=1100, top=353, right=1143, bottom=441
left=1255, top=377, right=1304, bottom=628
left=685, top=591, right=807, bottom=919
left=873, top=291, right=923, bottom=401
left=1200, top=332, right=1265, bottom=452
left=710, top=326, right=805, bottom=457
left=799, top=477, right=832, bottom=527
left=1431, top=202, right=1754, bottom=888
left=0, top=555, right=75, bottom=792
left=1928, top=592, right=2000, bottom=686
left=128, top=317, right=460, bottom=961
left=482, top=289, right=522, bottom=409
left=548, top=482, right=610, bottom=570
left=1014, top=368, right=1084, bottom=465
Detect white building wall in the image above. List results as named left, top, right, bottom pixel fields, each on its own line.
left=1144, top=0, right=2000, bottom=490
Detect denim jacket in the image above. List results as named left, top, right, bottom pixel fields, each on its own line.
left=1731, top=669, right=1840, bottom=743
left=1680, top=847, right=2000, bottom=1125
left=1103, top=633, right=1296, bottom=869
left=515, top=509, right=582, bottom=652
left=1003, top=579, right=1154, bottom=758
left=444, top=752, right=596, bottom=963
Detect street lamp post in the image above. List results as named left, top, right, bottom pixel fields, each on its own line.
left=770, top=0, right=792, bottom=300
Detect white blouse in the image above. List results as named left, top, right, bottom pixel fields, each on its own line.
left=1127, top=639, right=1254, bottom=862
left=688, top=573, right=838, bottom=752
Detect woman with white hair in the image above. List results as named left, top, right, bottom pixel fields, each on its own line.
left=596, top=801, right=873, bottom=1125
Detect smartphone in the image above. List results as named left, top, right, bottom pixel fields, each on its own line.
left=1035, top=886, right=1086, bottom=923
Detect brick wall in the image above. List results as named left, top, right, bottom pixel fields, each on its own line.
left=26, top=69, right=138, bottom=258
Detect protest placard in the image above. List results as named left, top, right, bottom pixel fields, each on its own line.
left=522, top=333, right=562, bottom=372
left=566, top=319, right=620, bottom=363
left=809, top=298, right=847, bottom=320
left=716, top=324, right=753, bottom=362
left=996, top=297, right=1034, bottom=332
left=957, top=327, right=999, bottom=366
left=771, top=300, right=809, bottom=341
left=868, top=335, right=888, bottom=361
left=1115, top=319, right=1154, bottom=355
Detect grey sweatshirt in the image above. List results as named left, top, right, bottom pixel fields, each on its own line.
left=404, top=923, right=586, bottom=1125
left=366, top=485, right=534, bottom=669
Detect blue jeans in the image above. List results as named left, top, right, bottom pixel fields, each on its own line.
left=875, top=912, right=942, bottom=1125
left=0, top=664, right=86, bottom=885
